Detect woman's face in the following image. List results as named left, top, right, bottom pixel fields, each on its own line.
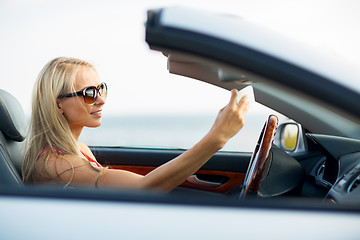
left=57, top=67, right=105, bottom=135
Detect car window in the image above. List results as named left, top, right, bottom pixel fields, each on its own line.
left=80, top=79, right=287, bottom=152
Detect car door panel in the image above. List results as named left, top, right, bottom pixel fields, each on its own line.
left=91, top=147, right=250, bottom=193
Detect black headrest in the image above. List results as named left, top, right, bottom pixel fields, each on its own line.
left=0, top=90, right=27, bottom=142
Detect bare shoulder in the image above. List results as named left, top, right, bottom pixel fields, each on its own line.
left=79, top=142, right=91, bottom=151
left=36, top=151, right=99, bottom=186
left=79, top=142, right=96, bottom=159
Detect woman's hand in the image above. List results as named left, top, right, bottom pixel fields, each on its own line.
left=208, top=89, right=250, bottom=149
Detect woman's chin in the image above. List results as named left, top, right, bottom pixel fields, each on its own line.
left=86, top=121, right=102, bottom=128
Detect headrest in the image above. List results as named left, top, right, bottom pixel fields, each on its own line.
left=0, top=90, right=27, bottom=142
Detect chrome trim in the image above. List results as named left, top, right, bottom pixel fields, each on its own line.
left=347, top=175, right=360, bottom=193
left=186, top=175, right=222, bottom=188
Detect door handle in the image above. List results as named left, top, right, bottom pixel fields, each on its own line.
left=186, top=175, right=222, bottom=188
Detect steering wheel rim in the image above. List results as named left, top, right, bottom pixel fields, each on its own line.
left=239, top=114, right=278, bottom=199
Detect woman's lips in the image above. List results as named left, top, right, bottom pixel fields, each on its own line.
left=91, top=110, right=102, bottom=117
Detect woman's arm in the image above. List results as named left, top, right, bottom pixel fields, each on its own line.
left=56, top=89, right=249, bottom=191
left=97, top=89, right=249, bottom=191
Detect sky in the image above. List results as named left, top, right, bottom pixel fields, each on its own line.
left=1, top=0, right=360, bottom=117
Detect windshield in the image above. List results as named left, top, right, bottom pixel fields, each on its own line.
left=80, top=81, right=287, bottom=152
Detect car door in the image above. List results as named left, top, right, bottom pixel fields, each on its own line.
left=91, top=146, right=251, bottom=193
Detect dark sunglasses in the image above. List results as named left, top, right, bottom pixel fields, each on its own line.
left=58, top=82, right=108, bottom=105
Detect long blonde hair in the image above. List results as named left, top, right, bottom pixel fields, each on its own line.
left=22, top=57, right=97, bottom=183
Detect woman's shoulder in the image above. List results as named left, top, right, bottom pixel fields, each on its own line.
left=38, top=149, right=83, bottom=169
left=79, top=142, right=91, bottom=151
left=78, top=142, right=96, bottom=159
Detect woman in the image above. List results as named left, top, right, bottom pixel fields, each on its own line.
left=22, top=57, right=249, bottom=191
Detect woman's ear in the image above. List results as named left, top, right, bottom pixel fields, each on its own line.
left=56, top=99, right=64, bottom=114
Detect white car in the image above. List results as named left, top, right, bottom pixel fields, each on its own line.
left=1, top=7, right=360, bottom=239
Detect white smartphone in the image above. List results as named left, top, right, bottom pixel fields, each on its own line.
left=237, top=85, right=255, bottom=104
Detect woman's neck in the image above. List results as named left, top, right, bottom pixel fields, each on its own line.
left=70, top=126, right=84, bottom=142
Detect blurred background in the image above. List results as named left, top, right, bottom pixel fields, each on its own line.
left=1, top=0, right=359, bottom=151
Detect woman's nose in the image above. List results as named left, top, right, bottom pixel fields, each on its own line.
left=95, top=94, right=106, bottom=105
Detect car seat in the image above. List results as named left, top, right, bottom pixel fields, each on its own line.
left=0, top=89, right=27, bottom=187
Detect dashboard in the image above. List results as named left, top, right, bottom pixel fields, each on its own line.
left=306, top=134, right=360, bottom=206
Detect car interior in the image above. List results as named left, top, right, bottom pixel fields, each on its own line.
left=0, top=89, right=26, bottom=187
left=144, top=7, right=360, bottom=208
left=0, top=8, right=359, bottom=210
left=1, top=84, right=359, bottom=211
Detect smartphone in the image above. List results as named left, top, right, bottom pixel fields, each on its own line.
left=237, top=85, right=255, bottom=104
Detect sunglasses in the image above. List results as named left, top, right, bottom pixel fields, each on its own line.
left=58, top=82, right=108, bottom=105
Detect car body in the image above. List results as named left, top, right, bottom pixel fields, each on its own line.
left=1, top=6, right=360, bottom=239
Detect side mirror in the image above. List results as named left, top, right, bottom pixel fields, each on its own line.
left=280, top=123, right=299, bottom=151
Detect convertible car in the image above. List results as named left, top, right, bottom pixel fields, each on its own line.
left=1, top=7, right=360, bottom=239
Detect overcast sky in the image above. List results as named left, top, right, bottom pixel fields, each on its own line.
left=1, top=0, right=359, bottom=116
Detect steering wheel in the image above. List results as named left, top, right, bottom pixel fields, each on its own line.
left=239, top=115, right=278, bottom=199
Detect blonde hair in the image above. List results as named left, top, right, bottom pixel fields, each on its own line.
left=22, top=57, right=99, bottom=183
